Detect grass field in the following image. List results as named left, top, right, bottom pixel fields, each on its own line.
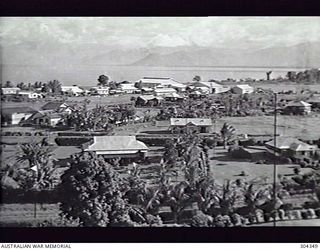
left=0, top=203, right=60, bottom=226
left=209, top=147, right=313, bottom=184
left=214, top=115, right=320, bottom=139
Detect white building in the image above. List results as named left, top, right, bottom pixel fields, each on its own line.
left=136, top=77, right=186, bottom=91
left=90, top=87, right=110, bottom=96
left=154, top=87, right=177, bottom=96
left=61, top=85, right=84, bottom=96
left=232, top=84, right=254, bottom=94
left=120, top=84, right=139, bottom=94
left=18, top=91, right=42, bottom=99
left=1, top=87, right=21, bottom=95
left=193, top=82, right=231, bottom=94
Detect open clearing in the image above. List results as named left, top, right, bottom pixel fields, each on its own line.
left=215, top=115, right=320, bottom=139
left=209, top=147, right=313, bottom=183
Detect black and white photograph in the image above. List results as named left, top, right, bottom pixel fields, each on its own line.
left=1, top=17, right=320, bottom=229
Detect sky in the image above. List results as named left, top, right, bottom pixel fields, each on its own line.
left=1, top=17, right=320, bottom=51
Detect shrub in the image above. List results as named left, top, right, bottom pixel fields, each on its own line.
left=190, top=211, right=213, bottom=227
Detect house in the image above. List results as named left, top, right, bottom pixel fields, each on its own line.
left=40, top=102, right=72, bottom=114
left=29, top=111, right=63, bottom=127
left=170, top=118, right=213, bottom=134
left=17, top=91, right=42, bottom=99
left=119, top=84, right=140, bottom=94
left=141, top=87, right=154, bottom=94
left=192, top=82, right=231, bottom=94
left=154, top=87, right=177, bottom=96
left=90, top=86, right=110, bottom=96
left=136, top=77, right=186, bottom=91
left=61, top=85, right=84, bottom=96
left=1, top=107, right=37, bottom=125
left=164, top=92, right=185, bottom=102
left=265, top=137, right=318, bottom=159
left=84, top=136, right=149, bottom=163
left=1, top=87, right=21, bottom=95
left=232, top=84, right=254, bottom=94
left=283, top=101, right=312, bottom=115
left=189, top=90, right=208, bottom=99
left=306, top=96, right=320, bottom=110
left=135, top=95, right=163, bottom=107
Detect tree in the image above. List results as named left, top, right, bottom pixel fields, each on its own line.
left=63, top=103, right=112, bottom=131
left=220, top=123, right=236, bottom=149
left=193, top=75, right=201, bottom=82
left=47, top=80, right=62, bottom=94
left=17, top=82, right=27, bottom=90
left=59, top=152, right=134, bottom=227
left=97, top=75, right=109, bottom=87
left=16, top=138, right=57, bottom=190
left=4, top=81, right=13, bottom=88
left=134, top=81, right=143, bottom=89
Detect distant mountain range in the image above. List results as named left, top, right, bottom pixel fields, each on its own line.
left=2, top=42, right=320, bottom=69
left=131, top=42, right=320, bottom=68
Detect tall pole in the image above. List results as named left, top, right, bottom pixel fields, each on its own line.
left=273, top=93, right=277, bottom=227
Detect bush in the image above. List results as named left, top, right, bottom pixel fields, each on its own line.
left=190, top=211, right=213, bottom=227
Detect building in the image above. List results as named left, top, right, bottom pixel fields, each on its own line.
left=265, top=137, right=318, bottom=159
left=232, top=84, right=254, bottom=94
left=84, top=136, right=149, bottom=163
left=154, top=87, right=177, bottom=96
left=40, top=102, right=72, bottom=114
left=164, top=92, right=185, bottom=102
left=192, top=82, right=231, bottom=94
left=1, top=87, right=21, bottom=95
left=90, top=86, right=110, bottom=96
left=306, top=96, right=320, bottom=110
left=17, top=91, right=42, bottom=99
left=119, top=84, right=139, bottom=94
left=61, top=85, right=84, bottom=96
left=135, top=95, right=163, bottom=107
left=169, top=118, right=213, bottom=134
left=28, top=111, right=63, bottom=127
left=1, top=107, right=37, bottom=125
left=136, top=77, right=186, bottom=91
left=283, top=101, right=312, bottom=115
left=189, top=90, right=208, bottom=99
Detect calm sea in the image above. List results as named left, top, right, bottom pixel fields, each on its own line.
left=1, top=64, right=318, bottom=90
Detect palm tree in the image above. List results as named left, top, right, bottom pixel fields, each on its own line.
left=220, top=122, right=236, bottom=149
left=16, top=138, right=56, bottom=189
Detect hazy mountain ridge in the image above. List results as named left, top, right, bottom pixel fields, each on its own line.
left=2, top=42, right=320, bottom=68
left=131, top=42, right=320, bottom=68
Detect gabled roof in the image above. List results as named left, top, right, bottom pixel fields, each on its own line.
left=41, top=102, right=68, bottom=110
left=137, top=77, right=181, bottom=85
left=85, top=136, right=149, bottom=153
left=61, top=86, right=84, bottom=93
left=234, top=84, right=253, bottom=89
left=138, top=95, right=163, bottom=101
left=170, top=118, right=213, bottom=126
left=29, top=111, right=63, bottom=120
left=154, top=88, right=177, bottom=93
left=1, top=107, right=37, bottom=116
left=193, top=81, right=222, bottom=88
left=265, top=137, right=317, bottom=151
left=286, top=101, right=311, bottom=107
left=164, top=92, right=184, bottom=98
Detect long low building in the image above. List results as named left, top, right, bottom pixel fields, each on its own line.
left=84, top=136, right=149, bottom=163
left=170, top=118, right=213, bottom=134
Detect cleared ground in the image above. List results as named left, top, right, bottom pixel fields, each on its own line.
left=209, top=147, right=313, bottom=184
left=215, top=115, right=320, bottom=139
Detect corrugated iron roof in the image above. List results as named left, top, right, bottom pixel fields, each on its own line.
left=85, top=136, right=149, bottom=152
left=170, top=118, right=213, bottom=126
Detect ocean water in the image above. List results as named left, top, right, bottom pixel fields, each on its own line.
left=0, top=64, right=315, bottom=87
